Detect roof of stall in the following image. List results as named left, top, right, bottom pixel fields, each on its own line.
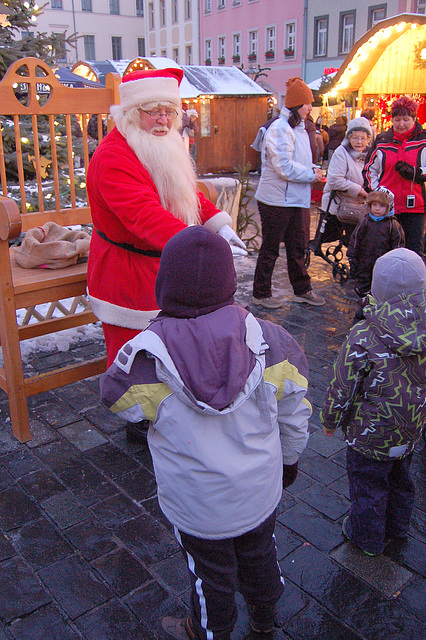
left=328, top=13, right=426, bottom=97
left=71, top=57, right=270, bottom=99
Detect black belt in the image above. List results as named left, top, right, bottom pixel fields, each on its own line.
left=96, top=229, right=162, bottom=257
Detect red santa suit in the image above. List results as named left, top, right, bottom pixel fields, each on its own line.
left=87, top=127, right=230, bottom=364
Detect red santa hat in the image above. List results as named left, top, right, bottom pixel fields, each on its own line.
left=119, top=68, right=184, bottom=111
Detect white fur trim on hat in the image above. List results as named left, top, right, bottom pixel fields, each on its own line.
left=119, top=76, right=181, bottom=111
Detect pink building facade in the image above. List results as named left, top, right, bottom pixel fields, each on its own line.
left=199, top=0, right=305, bottom=107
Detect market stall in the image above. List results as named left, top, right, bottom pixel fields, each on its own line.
left=72, top=57, right=273, bottom=174
left=323, top=13, right=426, bottom=130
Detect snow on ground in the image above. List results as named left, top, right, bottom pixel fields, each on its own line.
left=0, top=302, right=105, bottom=366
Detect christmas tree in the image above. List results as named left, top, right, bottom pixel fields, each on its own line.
left=0, top=1, right=83, bottom=210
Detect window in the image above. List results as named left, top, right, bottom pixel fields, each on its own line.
left=285, top=22, right=296, bottom=56
left=368, top=5, right=386, bottom=28
left=160, top=0, right=165, bottom=25
left=233, top=0, right=241, bottom=5
left=138, top=37, right=145, bottom=56
left=218, top=0, right=225, bottom=8
left=204, top=0, right=212, bottom=13
left=218, top=36, right=226, bottom=63
left=82, top=0, right=92, bottom=11
left=232, top=33, right=241, bottom=61
left=21, top=31, right=34, bottom=39
left=149, top=2, right=154, bottom=29
left=111, top=36, right=122, bottom=60
left=185, top=0, right=191, bottom=19
left=314, top=16, right=328, bottom=57
left=265, top=25, right=276, bottom=58
left=52, top=32, right=66, bottom=61
left=172, top=0, right=178, bottom=23
left=186, top=45, right=192, bottom=65
left=136, top=0, right=144, bottom=17
left=248, top=30, right=258, bottom=59
left=84, top=35, right=95, bottom=59
left=339, top=12, right=355, bottom=54
left=173, top=48, right=179, bottom=63
left=110, top=0, right=119, bottom=15
left=417, top=0, right=426, bottom=14
left=161, top=49, right=167, bottom=56
left=51, top=0, right=63, bottom=8
left=205, top=39, right=212, bottom=63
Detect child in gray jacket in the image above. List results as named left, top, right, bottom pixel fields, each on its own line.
left=100, top=226, right=311, bottom=640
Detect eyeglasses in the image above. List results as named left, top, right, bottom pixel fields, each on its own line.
left=139, top=108, right=179, bottom=121
left=350, top=136, right=368, bottom=143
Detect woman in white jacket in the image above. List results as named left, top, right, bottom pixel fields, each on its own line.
left=252, top=77, right=325, bottom=309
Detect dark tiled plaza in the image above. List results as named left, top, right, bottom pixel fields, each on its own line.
left=0, top=201, right=425, bottom=640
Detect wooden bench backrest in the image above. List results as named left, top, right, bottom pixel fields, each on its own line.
left=0, top=57, right=120, bottom=232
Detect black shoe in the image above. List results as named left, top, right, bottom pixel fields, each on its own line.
left=125, top=420, right=150, bottom=443
left=247, top=603, right=276, bottom=634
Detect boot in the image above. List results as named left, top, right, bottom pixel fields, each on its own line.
left=247, top=603, right=276, bottom=634
left=125, top=419, right=150, bottom=443
left=162, top=617, right=206, bottom=640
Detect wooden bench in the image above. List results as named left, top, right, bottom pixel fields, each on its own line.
left=0, top=57, right=121, bottom=442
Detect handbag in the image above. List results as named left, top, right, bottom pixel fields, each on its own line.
left=335, top=194, right=367, bottom=225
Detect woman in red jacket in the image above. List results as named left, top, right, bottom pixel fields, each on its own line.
left=363, top=96, right=426, bottom=258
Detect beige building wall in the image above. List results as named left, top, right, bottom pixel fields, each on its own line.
left=145, top=0, right=200, bottom=64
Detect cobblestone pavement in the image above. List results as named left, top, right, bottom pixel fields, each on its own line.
left=0, top=198, right=425, bottom=640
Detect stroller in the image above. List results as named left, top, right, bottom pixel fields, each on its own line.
left=305, top=190, right=365, bottom=283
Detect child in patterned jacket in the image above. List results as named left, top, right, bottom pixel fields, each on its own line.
left=322, top=248, right=426, bottom=556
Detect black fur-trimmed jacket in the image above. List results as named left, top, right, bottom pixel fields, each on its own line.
left=347, top=214, right=405, bottom=295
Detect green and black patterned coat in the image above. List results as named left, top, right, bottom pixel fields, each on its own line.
left=321, top=290, right=426, bottom=461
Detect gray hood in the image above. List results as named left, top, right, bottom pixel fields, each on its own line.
left=371, top=248, right=426, bottom=304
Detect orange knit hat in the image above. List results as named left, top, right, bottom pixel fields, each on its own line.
left=284, top=77, right=314, bottom=109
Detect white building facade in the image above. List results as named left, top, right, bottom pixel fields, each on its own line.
left=28, top=0, right=146, bottom=65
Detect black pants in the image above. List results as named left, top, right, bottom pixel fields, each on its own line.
left=253, top=202, right=311, bottom=298
left=175, top=510, right=284, bottom=640
left=345, top=448, right=415, bottom=555
left=397, top=211, right=425, bottom=259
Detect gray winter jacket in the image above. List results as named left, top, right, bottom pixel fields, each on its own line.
left=100, top=306, right=311, bottom=539
left=255, top=107, right=316, bottom=208
left=321, top=139, right=367, bottom=214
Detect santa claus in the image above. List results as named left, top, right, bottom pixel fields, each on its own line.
left=87, top=67, right=246, bottom=440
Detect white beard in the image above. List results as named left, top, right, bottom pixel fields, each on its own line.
left=116, top=115, right=201, bottom=225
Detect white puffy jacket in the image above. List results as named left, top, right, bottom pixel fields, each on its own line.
left=255, top=106, right=316, bottom=209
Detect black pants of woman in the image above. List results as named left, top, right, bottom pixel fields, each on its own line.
left=253, top=201, right=311, bottom=298
left=397, top=211, right=425, bottom=259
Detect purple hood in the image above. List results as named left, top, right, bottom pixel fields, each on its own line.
left=149, top=305, right=256, bottom=411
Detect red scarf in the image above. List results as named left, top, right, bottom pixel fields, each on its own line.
left=393, top=124, right=416, bottom=143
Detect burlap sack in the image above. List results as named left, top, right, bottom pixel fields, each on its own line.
left=14, top=222, right=91, bottom=269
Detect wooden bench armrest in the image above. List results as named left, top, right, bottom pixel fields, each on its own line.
left=0, top=196, right=22, bottom=242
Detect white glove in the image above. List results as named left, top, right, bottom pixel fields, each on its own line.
left=217, top=224, right=248, bottom=256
